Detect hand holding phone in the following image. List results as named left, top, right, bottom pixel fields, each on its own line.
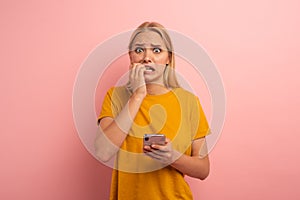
left=143, top=134, right=175, bottom=164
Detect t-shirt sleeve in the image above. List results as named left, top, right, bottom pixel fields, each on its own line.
left=97, top=88, right=114, bottom=125
left=191, top=97, right=210, bottom=140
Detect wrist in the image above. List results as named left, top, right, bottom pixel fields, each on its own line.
left=170, top=150, right=182, bottom=165
left=131, top=91, right=146, bottom=101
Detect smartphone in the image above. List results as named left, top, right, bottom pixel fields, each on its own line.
left=143, top=134, right=166, bottom=147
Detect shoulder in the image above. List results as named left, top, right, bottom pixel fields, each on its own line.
left=172, top=87, right=202, bottom=111
left=106, top=86, right=130, bottom=103
left=106, top=86, right=129, bottom=96
left=172, top=87, right=198, bottom=100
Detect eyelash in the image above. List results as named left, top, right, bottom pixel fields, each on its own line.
left=134, top=47, right=162, bottom=53
left=153, top=48, right=161, bottom=53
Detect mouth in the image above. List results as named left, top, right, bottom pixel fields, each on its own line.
left=145, top=65, right=155, bottom=72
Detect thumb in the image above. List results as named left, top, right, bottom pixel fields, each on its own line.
left=165, top=138, right=171, bottom=144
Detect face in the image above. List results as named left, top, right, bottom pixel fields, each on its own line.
left=129, top=31, right=170, bottom=83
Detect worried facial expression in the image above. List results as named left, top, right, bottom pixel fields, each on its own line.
left=129, top=31, right=170, bottom=83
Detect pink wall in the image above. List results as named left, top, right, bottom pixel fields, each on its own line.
left=1, top=0, right=300, bottom=199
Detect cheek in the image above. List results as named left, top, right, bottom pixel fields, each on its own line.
left=155, top=54, right=169, bottom=63
left=133, top=57, right=141, bottom=62
left=131, top=56, right=143, bottom=63
left=130, top=54, right=143, bottom=63
left=129, top=52, right=137, bottom=62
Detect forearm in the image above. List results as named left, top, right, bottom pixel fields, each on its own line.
left=171, top=153, right=210, bottom=180
left=94, top=122, right=126, bottom=162
left=95, top=92, right=145, bottom=162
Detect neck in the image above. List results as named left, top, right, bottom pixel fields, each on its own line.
left=146, top=84, right=170, bottom=95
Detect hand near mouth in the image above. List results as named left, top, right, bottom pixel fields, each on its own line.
left=127, top=63, right=169, bottom=95
left=126, top=63, right=147, bottom=96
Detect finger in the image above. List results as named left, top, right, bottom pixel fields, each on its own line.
left=129, top=63, right=137, bottom=80
left=131, top=64, right=138, bottom=81
left=129, top=68, right=134, bottom=81
left=131, top=62, right=139, bottom=69
left=145, top=151, right=165, bottom=161
left=130, top=64, right=143, bottom=87
left=135, top=64, right=145, bottom=80
left=133, top=63, right=140, bottom=79
left=151, top=144, right=169, bottom=152
left=145, top=151, right=172, bottom=163
left=144, top=146, right=165, bottom=155
left=149, top=147, right=171, bottom=157
left=143, top=145, right=151, bottom=151
left=130, top=63, right=140, bottom=73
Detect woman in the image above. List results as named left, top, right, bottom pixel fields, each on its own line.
left=95, top=22, right=210, bottom=200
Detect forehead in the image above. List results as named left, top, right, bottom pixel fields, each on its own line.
left=132, top=31, right=166, bottom=46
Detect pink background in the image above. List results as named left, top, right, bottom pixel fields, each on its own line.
left=1, top=0, right=300, bottom=199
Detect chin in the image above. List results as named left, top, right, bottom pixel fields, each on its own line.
left=145, top=78, right=164, bottom=85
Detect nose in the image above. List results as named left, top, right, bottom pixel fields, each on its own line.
left=142, top=49, right=153, bottom=64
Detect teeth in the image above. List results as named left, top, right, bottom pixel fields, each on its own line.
left=145, top=66, right=154, bottom=71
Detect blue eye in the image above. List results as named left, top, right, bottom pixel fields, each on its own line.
left=153, top=48, right=161, bottom=53
left=135, top=47, right=144, bottom=53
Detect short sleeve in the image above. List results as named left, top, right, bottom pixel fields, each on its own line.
left=191, top=97, right=210, bottom=140
left=97, top=88, right=114, bottom=125
left=97, top=86, right=130, bottom=125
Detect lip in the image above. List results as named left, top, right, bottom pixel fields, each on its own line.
left=145, top=65, right=155, bottom=72
left=144, top=69, right=155, bottom=74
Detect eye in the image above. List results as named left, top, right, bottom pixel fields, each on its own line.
left=135, top=47, right=144, bottom=53
left=153, top=48, right=161, bottom=53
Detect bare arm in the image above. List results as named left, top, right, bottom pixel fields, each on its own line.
left=145, top=137, right=210, bottom=180
left=94, top=92, right=145, bottom=162
left=170, top=137, right=210, bottom=180
left=94, top=64, right=147, bottom=162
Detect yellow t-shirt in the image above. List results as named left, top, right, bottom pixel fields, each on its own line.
left=98, top=86, right=210, bottom=200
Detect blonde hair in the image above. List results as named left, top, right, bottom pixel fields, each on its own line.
left=127, top=22, right=180, bottom=90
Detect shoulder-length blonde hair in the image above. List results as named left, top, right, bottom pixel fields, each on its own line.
left=127, top=22, right=180, bottom=90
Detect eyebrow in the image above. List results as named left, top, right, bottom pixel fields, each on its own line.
left=133, top=43, right=163, bottom=47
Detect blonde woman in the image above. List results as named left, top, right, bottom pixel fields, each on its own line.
left=95, top=22, right=210, bottom=200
